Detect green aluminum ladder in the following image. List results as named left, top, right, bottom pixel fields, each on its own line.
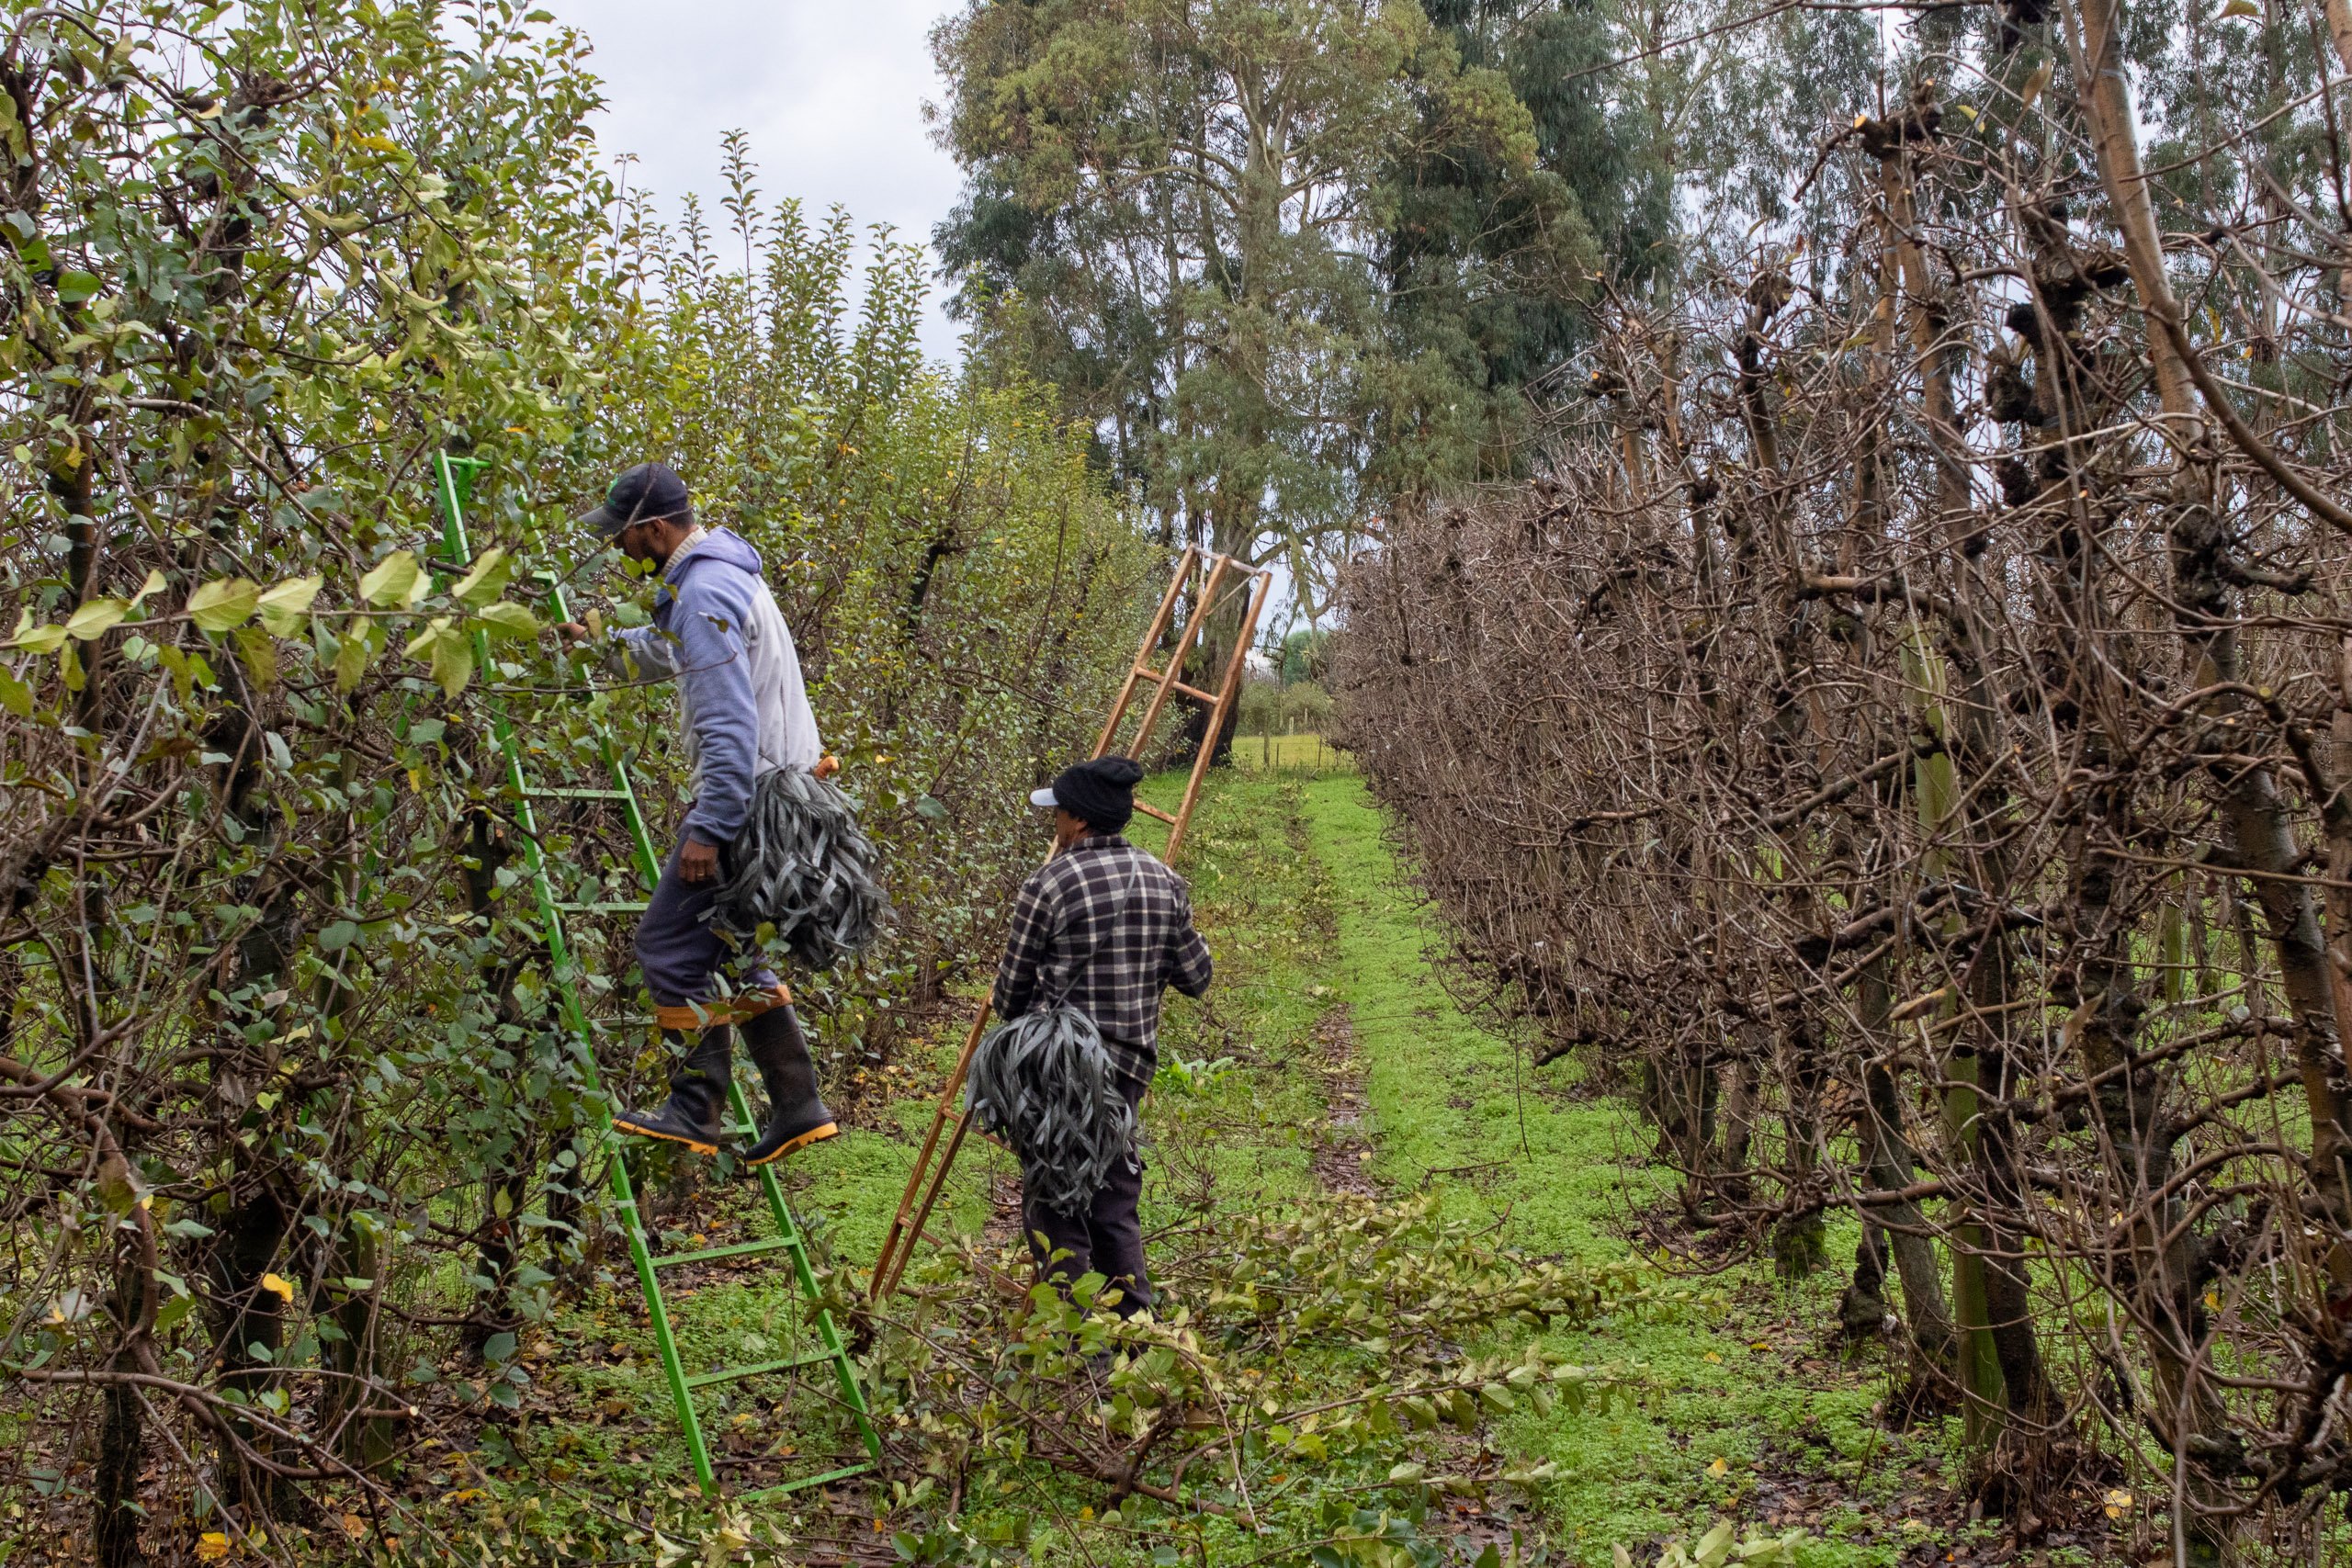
left=430, top=453, right=881, bottom=1499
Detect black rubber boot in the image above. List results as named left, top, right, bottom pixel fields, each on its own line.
left=612, top=1027, right=731, bottom=1155
left=741, top=1005, right=837, bottom=1165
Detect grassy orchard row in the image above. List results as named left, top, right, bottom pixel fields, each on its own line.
left=0, top=3, right=1148, bottom=1561
left=378, top=763, right=1822, bottom=1567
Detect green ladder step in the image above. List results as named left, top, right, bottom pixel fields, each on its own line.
left=685, top=1348, right=838, bottom=1390
left=430, top=454, right=883, bottom=1502
left=739, top=1462, right=874, bottom=1500
left=651, top=1235, right=805, bottom=1270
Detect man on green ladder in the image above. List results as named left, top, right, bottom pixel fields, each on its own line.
left=560, top=461, right=840, bottom=1166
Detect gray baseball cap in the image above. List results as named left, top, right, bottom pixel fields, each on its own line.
left=577, top=461, right=690, bottom=537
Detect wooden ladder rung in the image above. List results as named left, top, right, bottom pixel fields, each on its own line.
left=1133, top=800, right=1177, bottom=825
left=1132, top=665, right=1218, bottom=704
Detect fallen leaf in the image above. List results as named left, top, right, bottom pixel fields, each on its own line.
left=195, top=1533, right=231, bottom=1561
left=259, top=1273, right=294, bottom=1303
left=1707, top=1457, right=1729, bottom=1477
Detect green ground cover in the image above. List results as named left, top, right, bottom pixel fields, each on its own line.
left=383, top=761, right=2051, bottom=1566
left=1297, top=775, right=1933, bottom=1567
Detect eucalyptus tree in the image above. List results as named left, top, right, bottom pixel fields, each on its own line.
left=932, top=0, right=1590, bottom=652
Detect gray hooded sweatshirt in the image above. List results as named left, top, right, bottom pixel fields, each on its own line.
left=605, top=527, right=820, bottom=844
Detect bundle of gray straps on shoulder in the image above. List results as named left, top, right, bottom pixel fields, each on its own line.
left=965, top=864, right=1140, bottom=1215
left=704, top=764, right=891, bottom=970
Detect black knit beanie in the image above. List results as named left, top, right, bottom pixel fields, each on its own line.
left=1035, top=756, right=1145, bottom=833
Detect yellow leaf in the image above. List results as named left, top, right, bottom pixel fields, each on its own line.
left=256, top=575, right=322, bottom=637
left=2019, top=59, right=2053, bottom=113
left=230, top=626, right=278, bottom=687
left=359, top=549, right=423, bottom=608
left=129, top=569, right=167, bottom=608
left=1706, top=1456, right=1729, bottom=1477
left=1702, top=1350, right=1723, bottom=1363
left=187, top=579, right=261, bottom=633
left=259, top=1272, right=295, bottom=1303
left=334, top=616, right=379, bottom=692
left=2220, top=0, right=2257, bottom=14
left=432, top=630, right=475, bottom=698
left=451, top=545, right=514, bottom=609
left=10, top=615, right=66, bottom=653
left=474, top=600, right=539, bottom=639
left=195, top=1532, right=231, bottom=1561
left=65, top=598, right=129, bottom=639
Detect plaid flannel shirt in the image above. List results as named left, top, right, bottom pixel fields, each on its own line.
left=990, top=834, right=1214, bottom=1090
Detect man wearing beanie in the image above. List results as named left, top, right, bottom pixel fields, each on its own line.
left=990, top=756, right=1213, bottom=1316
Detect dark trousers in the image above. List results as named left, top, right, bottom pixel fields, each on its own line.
left=634, top=827, right=779, bottom=1007
left=1022, top=1075, right=1151, bottom=1317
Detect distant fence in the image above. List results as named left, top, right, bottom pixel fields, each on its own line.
left=1233, top=731, right=1351, bottom=776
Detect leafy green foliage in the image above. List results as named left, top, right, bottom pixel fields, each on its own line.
left=571, top=187, right=1157, bottom=1042
left=0, top=3, right=1147, bottom=1555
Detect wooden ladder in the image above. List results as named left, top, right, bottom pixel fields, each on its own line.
left=867, top=547, right=1271, bottom=1303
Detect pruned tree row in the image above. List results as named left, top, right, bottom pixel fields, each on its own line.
left=1336, top=6, right=2352, bottom=1559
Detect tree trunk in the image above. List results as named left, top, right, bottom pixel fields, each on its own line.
left=1854, top=961, right=1961, bottom=1371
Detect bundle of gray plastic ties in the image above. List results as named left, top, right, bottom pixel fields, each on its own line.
left=966, top=1008, right=1136, bottom=1215
left=704, top=765, right=890, bottom=970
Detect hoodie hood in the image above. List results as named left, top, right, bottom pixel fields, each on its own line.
left=665, top=525, right=764, bottom=586
left=621, top=522, right=821, bottom=842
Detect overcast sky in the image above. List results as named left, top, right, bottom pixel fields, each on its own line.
left=539, top=0, right=968, bottom=363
